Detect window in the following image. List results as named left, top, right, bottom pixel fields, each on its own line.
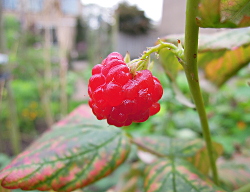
left=3, top=0, right=17, bottom=10
left=27, top=0, right=44, bottom=12
left=61, top=0, right=78, bottom=15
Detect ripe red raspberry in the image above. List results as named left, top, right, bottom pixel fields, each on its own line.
left=88, top=52, right=163, bottom=127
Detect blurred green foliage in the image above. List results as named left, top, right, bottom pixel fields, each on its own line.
left=4, top=15, right=20, bottom=50
left=0, top=15, right=85, bottom=155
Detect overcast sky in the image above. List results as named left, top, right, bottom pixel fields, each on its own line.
left=81, top=0, right=163, bottom=22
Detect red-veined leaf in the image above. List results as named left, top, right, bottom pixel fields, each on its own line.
left=0, top=105, right=131, bottom=192
left=218, top=154, right=250, bottom=190
left=115, top=162, right=145, bottom=192
left=159, top=27, right=250, bottom=87
left=135, top=136, right=223, bottom=175
left=135, top=136, right=204, bottom=158
left=196, top=0, right=250, bottom=28
left=144, top=159, right=226, bottom=192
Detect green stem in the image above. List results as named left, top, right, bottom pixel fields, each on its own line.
left=141, top=40, right=180, bottom=60
left=234, top=183, right=250, bottom=192
left=129, top=40, right=184, bottom=72
left=184, top=0, right=219, bottom=185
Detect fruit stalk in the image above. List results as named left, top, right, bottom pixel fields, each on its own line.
left=183, top=0, right=219, bottom=185
left=130, top=39, right=184, bottom=72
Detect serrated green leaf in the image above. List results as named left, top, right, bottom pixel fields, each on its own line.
left=161, top=28, right=250, bottom=52
left=198, top=28, right=250, bottom=52
left=159, top=27, right=250, bottom=87
left=218, top=155, right=250, bottom=190
left=198, top=28, right=250, bottom=87
left=116, top=162, right=145, bottom=192
left=204, top=45, right=250, bottom=86
left=198, top=28, right=250, bottom=86
left=197, top=0, right=250, bottom=28
left=159, top=49, right=182, bottom=81
left=144, top=159, right=226, bottom=192
left=135, top=136, right=223, bottom=175
left=0, top=105, right=131, bottom=192
left=135, top=136, right=204, bottom=158
left=221, top=0, right=250, bottom=27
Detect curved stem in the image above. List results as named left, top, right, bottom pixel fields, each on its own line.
left=129, top=39, right=184, bottom=72
left=141, top=40, right=179, bottom=60
left=184, top=0, right=219, bottom=185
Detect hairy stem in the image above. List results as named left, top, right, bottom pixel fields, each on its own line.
left=184, top=0, right=219, bottom=185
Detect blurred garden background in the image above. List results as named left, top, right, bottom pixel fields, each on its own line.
left=0, top=0, right=249, bottom=191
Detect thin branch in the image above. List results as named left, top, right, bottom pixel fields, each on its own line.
left=130, top=138, right=166, bottom=158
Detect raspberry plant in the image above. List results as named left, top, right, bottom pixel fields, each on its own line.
left=1, top=0, right=250, bottom=192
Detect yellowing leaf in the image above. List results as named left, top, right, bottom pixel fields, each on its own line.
left=204, top=45, right=250, bottom=86
left=144, top=159, right=226, bottom=192
left=159, top=27, right=250, bottom=87
left=187, top=142, right=224, bottom=175
left=0, top=105, right=131, bottom=192
left=197, top=0, right=250, bottom=28
left=218, top=155, right=250, bottom=190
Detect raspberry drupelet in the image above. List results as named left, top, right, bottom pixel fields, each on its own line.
left=88, top=52, right=163, bottom=127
